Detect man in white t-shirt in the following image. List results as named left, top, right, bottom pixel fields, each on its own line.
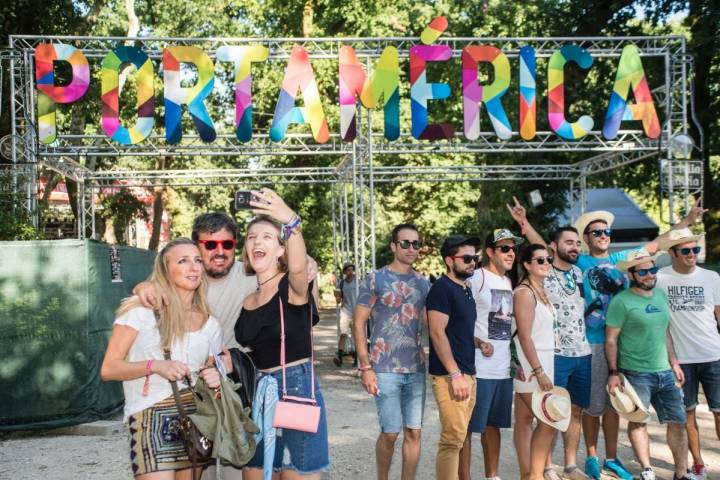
left=458, top=228, right=522, bottom=480
left=656, top=228, right=720, bottom=480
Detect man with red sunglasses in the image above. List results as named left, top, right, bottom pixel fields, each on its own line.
left=656, top=228, right=720, bottom=480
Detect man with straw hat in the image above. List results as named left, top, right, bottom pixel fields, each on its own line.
left=656, top=228, right=720, bottom=479
left=605, top=251, right=695, bottom=480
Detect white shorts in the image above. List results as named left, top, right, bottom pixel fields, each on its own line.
left=337, top=310, right=353, bottom=337
left=514, top=347, right=555, bottom=394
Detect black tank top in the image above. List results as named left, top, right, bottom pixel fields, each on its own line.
left=235, top=274, right=319, bottom=370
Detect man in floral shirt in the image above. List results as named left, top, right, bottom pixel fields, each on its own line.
left=354, top=223, right=431, bottom=480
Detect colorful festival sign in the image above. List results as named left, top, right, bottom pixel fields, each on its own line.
left=34, top=21, right=661, bottom=146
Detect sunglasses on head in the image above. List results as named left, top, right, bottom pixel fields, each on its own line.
left=450, top=254, right=479, bottom=264
left=631, top=266, right=659, bottom=276
left=588, top=228, right=612, bottom=238
left=529, top=256, right=554, bottom=265
left=494, top=244, right=517, bottom=253
left=674, top=246, right=701, bottom=256
left=395, top=239, right=423, bottom=250
left=197, top=239, right=237, bottom=251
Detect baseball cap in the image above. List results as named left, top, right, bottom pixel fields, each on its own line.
left=484, top=228, right=525, bottom=248
left=440, top=235, right=481, bottom=258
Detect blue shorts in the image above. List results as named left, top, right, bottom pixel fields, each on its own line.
left=681, top=360, right=720, bottom=412
left=620, top=368, right=687, bottom=424
left=468, top=378, right=513, bottom=433
left=374, top=372, right=426, bottom=433
left=246, top=362, right=329, bottom=474
left=554, top=354, right=591, bottom=409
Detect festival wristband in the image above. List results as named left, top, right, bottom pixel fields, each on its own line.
left=448, top=370, right=462, bottom=379
left=357, top=364, right=372, bottom=372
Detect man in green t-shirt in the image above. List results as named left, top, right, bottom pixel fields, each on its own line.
left=605, top=252, right=693, bottom=480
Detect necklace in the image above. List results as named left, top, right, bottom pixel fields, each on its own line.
left=257, top=270, right=282, bottom=291
left=552, top=265, right=577, bottom=296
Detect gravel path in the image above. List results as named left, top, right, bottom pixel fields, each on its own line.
left=1, top=309, right=718, bottom=479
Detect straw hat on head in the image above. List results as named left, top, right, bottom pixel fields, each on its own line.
left=658, top=227, right=705, bottom=252
left=574, top=211, right=615, bottom=251
left=606, top=373, right=649, bottom=423
left=531, top=386, right=571, bottom=432
left=616, top=250, right=662, bottom=273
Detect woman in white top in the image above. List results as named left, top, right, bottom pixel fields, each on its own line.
left=101, top=238, right=230, bottom=480
left=512, top=244, right=557, bottom=480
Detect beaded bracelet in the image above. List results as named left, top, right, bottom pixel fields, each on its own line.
left=142, top=359, right=153, bottom=396
left=280, top=214, right=302, bottom=241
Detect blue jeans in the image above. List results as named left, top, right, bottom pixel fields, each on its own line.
left=246, top=362, right=330, bottom=474
left=554, top=354, right=591, bottom=409
left=681, top=360, right=720, bottom=411
left=620, top=368, right=687, bottom=424
left=374, top=372, right=426, bottom=432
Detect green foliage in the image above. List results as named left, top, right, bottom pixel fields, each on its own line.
left=100, top=189, right=150, bottom=244
left=0, top=171, right=42, bottom=240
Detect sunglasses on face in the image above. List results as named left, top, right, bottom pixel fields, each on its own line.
left=631, top=266, right=659, bottom=276
left=675, top=246, right=701, bottom=256
left=395, top=239, right=423, bottom=250
left=494, top=244, right=517, bottom=253
left=197, top=239, right=237, bottom=251
left=588, top=228, right=612, bottom=238
left=450, top=254, right=480, bottom=264
left=529, top=256, right=554, bottom=265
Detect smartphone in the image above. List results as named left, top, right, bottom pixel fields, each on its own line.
left=235, top=190, right=255, bottom=209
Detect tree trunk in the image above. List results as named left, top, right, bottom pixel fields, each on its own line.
left=688, top=0, right=720, bottom=259
left=147, top=155, right=165, bottom=251
left=302, top=0, right=314, bottom=36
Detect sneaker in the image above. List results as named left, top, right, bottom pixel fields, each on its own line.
left=640, top=469, right=655, bottom=480
left=603, top=459, right=633, bottom=480
left=674, top=472, right=699, bottom=480
left=585, top=457, right=601, bottom=479
left=332, top=351, right=342, bottom=367
left=691, top=465, right=707, bottom=480
left=544, top=468, right=563, bottom=480
left=563, top=467, right=591, bottom=480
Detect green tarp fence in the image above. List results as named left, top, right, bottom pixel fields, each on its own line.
left=0, top=240, right=155, bottom=431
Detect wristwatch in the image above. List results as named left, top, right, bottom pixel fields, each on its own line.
left=608, top=369, right=619, bottom=376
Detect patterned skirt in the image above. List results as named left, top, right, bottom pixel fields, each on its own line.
left=128, top=389, right=205, bottom=476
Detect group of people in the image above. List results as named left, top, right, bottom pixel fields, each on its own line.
left=345, top=197, right=719, bottom=480
left=97, top=187, right=719, bottom=480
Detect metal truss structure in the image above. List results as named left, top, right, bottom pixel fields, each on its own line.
left=1, top=34, right=702, bottom=274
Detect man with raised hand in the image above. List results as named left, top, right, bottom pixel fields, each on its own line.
left=606, top=251, right=694, bottom=480
left=656, top=228, right=720, bottom=480
left=353, top=223, right=431, bottom=480
left=508, top=203, right=592, bottom=480
left=508, top=196, right=703, bottom=480
left=427, top=235, right=480, bottom=480
left=459, top=229, right=522, bottom=480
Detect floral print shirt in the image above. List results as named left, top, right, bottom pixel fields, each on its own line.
left=357, top=266, right=431, bottom=373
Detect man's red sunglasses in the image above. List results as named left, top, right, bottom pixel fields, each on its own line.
left=197, top=239, right=237, bottom=250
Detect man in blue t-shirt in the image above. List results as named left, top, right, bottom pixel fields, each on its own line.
left=427, top=234, right=480, bottom=480
left=354, top=223, right=431, bottom=480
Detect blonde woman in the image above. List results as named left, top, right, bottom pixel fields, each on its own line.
left=101, top=238, right=229, bottom=479
left=512, top=244, right=557, bottom=480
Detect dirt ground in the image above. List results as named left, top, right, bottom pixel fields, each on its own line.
left=1, top=309, right=718, bottom=480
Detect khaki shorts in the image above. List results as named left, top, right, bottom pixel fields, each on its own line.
left=337, top=309, right=353, bottom=337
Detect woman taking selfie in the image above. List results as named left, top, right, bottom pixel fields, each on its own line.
left=234, top=188, right=328, bottom=480
left=512, top=244, right=558, bottom=480
left=101, top=238, right=227, bottom=480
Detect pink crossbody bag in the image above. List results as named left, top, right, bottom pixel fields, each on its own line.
left=271, top=295, right=321, bottom=433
